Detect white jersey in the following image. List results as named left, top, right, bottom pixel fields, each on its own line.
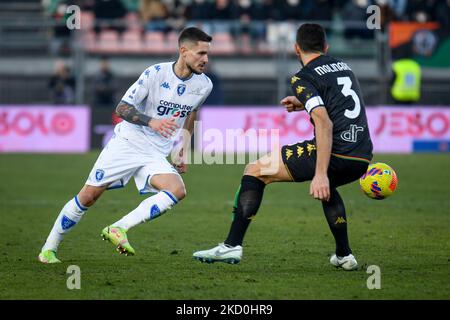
left=117, top=62, right=213, bottom=156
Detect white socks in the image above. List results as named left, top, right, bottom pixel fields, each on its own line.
left=113, top=190, right=178, bottom=231
left=42, top=196, right=88, bottom=252
left=41, top=191, right=178, bottom=253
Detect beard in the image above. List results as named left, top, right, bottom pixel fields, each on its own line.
left=187, top=62, right=202, bottom=75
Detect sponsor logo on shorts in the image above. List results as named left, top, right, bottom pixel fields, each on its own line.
left=307, top=143, right=316, bottom=156
left=95, top=169, right=105, bottom=182
left=285, top=148, right=293, bottom=160
left=297, top=146, right=304, bottom=157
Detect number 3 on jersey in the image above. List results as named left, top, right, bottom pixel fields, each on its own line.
left=337, top=77, right=361, bottom=119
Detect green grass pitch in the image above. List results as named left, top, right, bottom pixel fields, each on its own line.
left=0, top=152, right=449, bottom=299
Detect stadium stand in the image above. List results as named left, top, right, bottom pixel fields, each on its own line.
left=0, top=0, right=449, bottom=106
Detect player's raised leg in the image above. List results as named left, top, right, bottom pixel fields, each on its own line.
left=39, top=185, right=106, bottom=263
left=193, top=150, right=292, bottom=264
left=102, top=173, right=185, bottom=256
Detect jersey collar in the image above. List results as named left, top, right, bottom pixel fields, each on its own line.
left=172, top=62, right=194, bottom=82
left=304, top=53, right=323, bottom=67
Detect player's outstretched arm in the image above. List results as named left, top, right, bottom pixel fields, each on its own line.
left=115, top=101, right=179, bottom=138
left=280, top=96, right=304, bottom=112
left=310, top=106, right=333, bottom=202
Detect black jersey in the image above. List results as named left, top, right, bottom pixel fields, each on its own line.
left=291, top=55, right=373, bottom=161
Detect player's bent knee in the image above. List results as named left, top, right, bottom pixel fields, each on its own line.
left=77, top=191, right=96, bottom=207
left=166, top=185, right=186, bottom=201
left=244, top=163, right=260, bottom=177
left=175, top=187, right=186, bottom=201
left=78, top=185, right=105, bottom=207
left=244, top=163, right=271, bottom=184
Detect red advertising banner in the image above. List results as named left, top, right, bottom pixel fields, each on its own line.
left=0, top=106, right=90, bottom=153
left=367, top=107, right=450, bottom=152
left=199, top=106, right=450, bottom=154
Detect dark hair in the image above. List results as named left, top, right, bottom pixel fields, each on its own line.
left=296, top=23, right=326, bottom=53
left=178, top=27, right=212, bottom=46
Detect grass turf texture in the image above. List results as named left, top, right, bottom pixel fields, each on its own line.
left=0, top=153, right=449, bottom=299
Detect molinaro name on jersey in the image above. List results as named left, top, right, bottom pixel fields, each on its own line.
left=314, top=62, right=352, bottom=76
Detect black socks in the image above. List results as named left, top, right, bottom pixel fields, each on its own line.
left=224, top=175, right=351, bottom=257
left=224, top=175, right=266, bottom=247
left=322, top=188, right=352, bottom=257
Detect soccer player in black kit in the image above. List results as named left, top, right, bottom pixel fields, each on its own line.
left=193, top=23, right=373, bottom=270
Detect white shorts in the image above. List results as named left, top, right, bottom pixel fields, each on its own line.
left=86, top=134, right=179, bottom=194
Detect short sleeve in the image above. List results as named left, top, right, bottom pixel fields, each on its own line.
left=290, top=74, right=324, bottom=114
left=197, top=76, right=214, bottom=109
left=121, top=67, right=153, bottom=107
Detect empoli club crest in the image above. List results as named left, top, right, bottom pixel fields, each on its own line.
left=177, top=84, right=186, bottom=96
left=95, top=169, right=105, bottom=182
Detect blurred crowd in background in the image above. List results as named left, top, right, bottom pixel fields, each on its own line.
left=0, top=0, right=444, bottom=106
left=46, top=0, right=450, bottom=41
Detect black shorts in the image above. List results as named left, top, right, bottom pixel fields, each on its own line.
left=281, top=140, right=370, bottom=188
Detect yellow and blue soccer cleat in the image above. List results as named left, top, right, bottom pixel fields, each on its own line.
left=101, top=226, right=135, bottom=256
left=38, top=250, right=61, bottom=264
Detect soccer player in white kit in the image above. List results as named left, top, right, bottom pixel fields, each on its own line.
left=38, top=27, right=213, bottom=263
